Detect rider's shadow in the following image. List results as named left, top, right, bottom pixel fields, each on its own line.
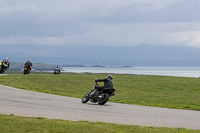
left=84, top=103, right=111, bottom=106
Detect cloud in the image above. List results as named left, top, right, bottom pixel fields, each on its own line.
left=0, top=0, right=200, bottom=48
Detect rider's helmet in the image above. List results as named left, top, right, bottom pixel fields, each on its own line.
left=107, top=75, right=113, bottom=80
left=6, top=58, right=8, bottom=60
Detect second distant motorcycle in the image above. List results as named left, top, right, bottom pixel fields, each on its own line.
left=54, top=66, right=61, bottom=74
left=23, top=59, right=33, bottom=75
left=23, top=65, right=31, bottom=74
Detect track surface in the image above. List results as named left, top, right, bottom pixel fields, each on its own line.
left=0, top=85, right=200, bottom=130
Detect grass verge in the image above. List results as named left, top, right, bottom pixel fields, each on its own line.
left=0, top=73, right=200, bottom=111
left=0, top=114, right=199, bottom=133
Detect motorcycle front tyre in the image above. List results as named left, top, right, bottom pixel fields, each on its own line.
left=82, top=93, right=90, bottom=103
left=23, top=70, right=28, bottom=75
left=98, top=93, right=110, bottom=105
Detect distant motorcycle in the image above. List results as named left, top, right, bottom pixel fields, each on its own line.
left=23, top=65, right=30, bottom=75
left=0, top=64, right=8, bottom=74
left=82, top=83, right=115, bottom=105
left=54, top=69, right=61, bottom=74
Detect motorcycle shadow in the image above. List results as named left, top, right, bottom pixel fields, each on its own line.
left=84, top=102, right=111, bottom=106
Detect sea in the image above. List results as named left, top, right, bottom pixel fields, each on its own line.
left=61, top=66, right=200, bottom=78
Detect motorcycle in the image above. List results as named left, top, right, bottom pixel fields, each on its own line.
left=82, top=83, right=115, bottom=105
left=54, top=69, right=61, bottom=74
left=0, top=64, right=8, bottom=74
left=23, top=65, right=30, bottom=75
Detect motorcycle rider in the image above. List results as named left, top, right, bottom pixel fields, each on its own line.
left=54, top=66, right=61, bottom=74
left=95, top=75, right=113, bottom=91
left=1, top=58, right=10, bottom=70
left=25, top=59, right=33, bottom=70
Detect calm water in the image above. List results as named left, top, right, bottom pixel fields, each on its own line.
left=61, top=67, right=200, bottom=78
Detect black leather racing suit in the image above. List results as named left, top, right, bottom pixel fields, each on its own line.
left=95, top=78, right=113, bottom=91
left=1, top=60, right=10, bottom=70
left=25, top=61, right=32, bottom=70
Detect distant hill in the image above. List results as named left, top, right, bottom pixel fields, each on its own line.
left=60, top=64, right=86, bottom=67
left=9, top=62, right=55, bottom=71
left=9, top=62, right=92, bottom=71
left=9, top=62, right=24, bottom=70
left=1, top=44, right=200, bottom=66
left=45, top=45, right=200, bottom=66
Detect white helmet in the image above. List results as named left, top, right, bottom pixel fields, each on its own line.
left=107, top=75, right=113, bottom=80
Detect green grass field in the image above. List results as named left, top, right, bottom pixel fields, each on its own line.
left=0, top=114, right=199, bottom=133
left=0, top=73, right=200, bottom=111
left=1, top=73, right=200, bottom=132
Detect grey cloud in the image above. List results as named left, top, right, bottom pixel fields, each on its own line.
left=0, top=0, right=200, bottom=48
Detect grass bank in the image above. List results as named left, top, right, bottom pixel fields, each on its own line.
left=0, top=114, right=199, bottom=133
left=0, top=73, right=200, bottom=111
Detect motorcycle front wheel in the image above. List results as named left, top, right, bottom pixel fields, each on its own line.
left=98, top=93, right=109, bottom=105
left=82, top=93, right=90, bottom=103
left=23, top=70, right=26, bottom=75
left=24, top=70, right=29, bottom=75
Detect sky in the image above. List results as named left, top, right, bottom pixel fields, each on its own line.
left=1, top=0, right=200, bottom=65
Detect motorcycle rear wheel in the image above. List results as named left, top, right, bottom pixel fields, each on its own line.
left=98, top=93, right=109, bottom=105
left=82, top=93, right=90, bottom=103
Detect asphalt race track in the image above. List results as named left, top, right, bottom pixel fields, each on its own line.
left=0, top=84, right=200, bottom=130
